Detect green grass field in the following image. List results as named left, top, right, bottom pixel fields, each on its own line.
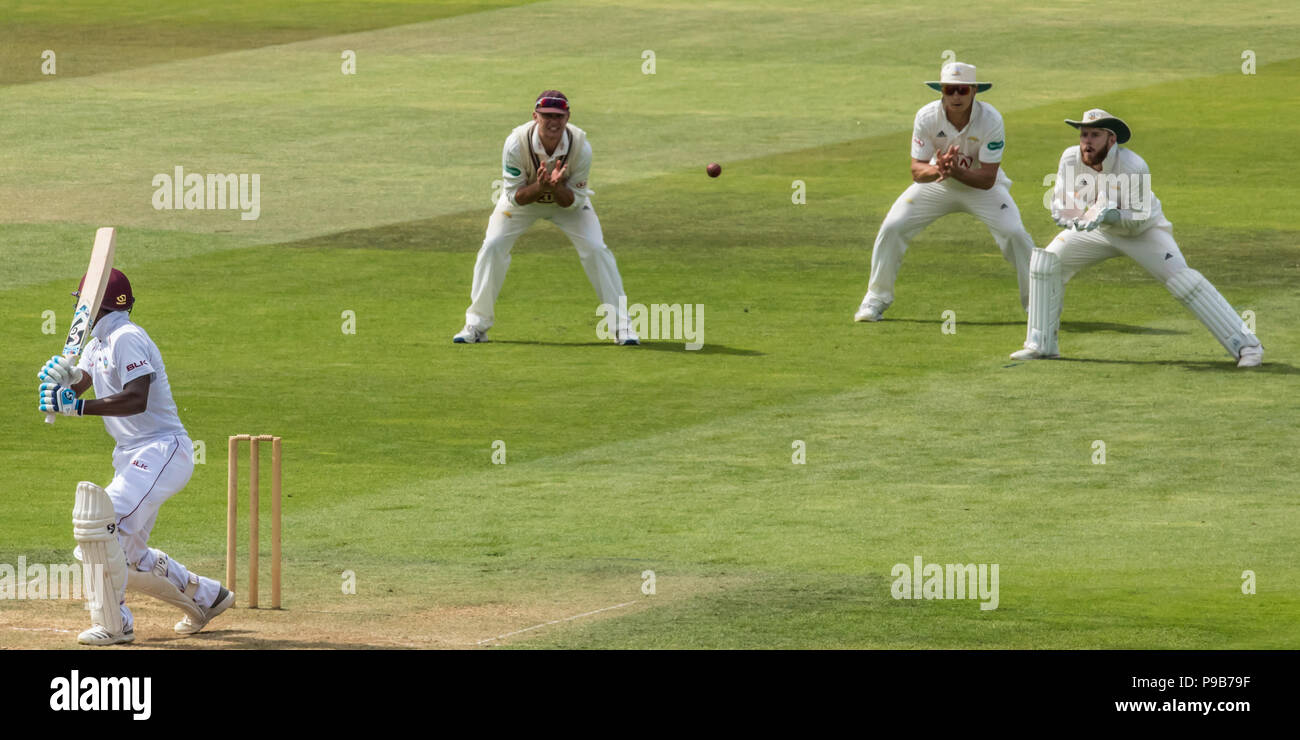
left=1, top=0, right=1297, bottom=649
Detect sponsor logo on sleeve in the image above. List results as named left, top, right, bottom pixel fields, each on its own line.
left=126, top=359, right=150, bottom=372
left=987, top=140, right=1004, bottom=151
left=504, top=166, right=521, bottom=176
left=913, top=137, right=925, bottom=148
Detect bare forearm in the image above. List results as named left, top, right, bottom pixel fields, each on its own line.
left=912, top=161, right=942, bottom=183
left=511, top=182, right=574, bottom=207
left=513, top=182, right=544, bottom=205
left=80, top=375, right=150, bottom=417
left=82, top=392, right=148, bottom=417
left=551, top=184, right=574, bottom=207
left=71, top=374, right=93, bottom=396
left=949, top=164, right=996, bottom=190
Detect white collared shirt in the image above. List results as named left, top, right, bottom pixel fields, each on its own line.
left=910, top=99, right=1012, bottom=186
left=500, top=121, right=593, bottom=207
left=1051, top=144, right=1164, bottom=233
left=76, top=311, right=188, bottom=450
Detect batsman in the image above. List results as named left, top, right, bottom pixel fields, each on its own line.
left=38, top=267, right=233, bottom=645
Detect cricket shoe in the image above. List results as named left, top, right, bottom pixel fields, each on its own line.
left=854, top=299, right=886, bottom=323
left=452, top=325, right=489, bottom=344
left=1237, top=345, right=1263, bottom=368
left=175, top=587, right=235, bottom=635
left=616, top=329, right=640, bottom=346
left=1009, top=347, right=1059, bottom=361
left=78, top=625, right=135, bottom=646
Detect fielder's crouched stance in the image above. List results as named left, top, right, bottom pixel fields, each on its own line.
left=39, top=270, right=234, bottom=645
left=1011, top=109, right=1262, bottom=367
left=856, top=63, right=1032, bottom=322
left=454, top=90, right=637, bottom=345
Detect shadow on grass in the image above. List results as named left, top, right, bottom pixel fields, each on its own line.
left=1062, top=321, right=1184, bottom=336
left=491, top=340, right=763, bottom=356
left=871, top=318, right=1025, bottom=327
left=880, top=318, right=1184, bottom=335
left=1056, top=357, right=1299, bottom=374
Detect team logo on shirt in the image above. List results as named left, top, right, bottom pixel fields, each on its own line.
left=132, top=460, right=150, bottom=471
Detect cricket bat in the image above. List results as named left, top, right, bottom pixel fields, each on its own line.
left=47, top=227, right=116, bottom=424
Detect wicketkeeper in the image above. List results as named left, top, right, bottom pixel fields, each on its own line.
left=453, top=90, right=637, bottom=345
left=38, top=269, right=234, bottom=645
left=1010, top=109, right=1262, bottom=367
left=855, top=62, right=1032, bottom=322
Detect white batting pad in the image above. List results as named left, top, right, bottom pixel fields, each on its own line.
left=1023, top=249, right=1063, bottom=356
left=1165, top=269, right=1260, bottom=358
left=127, top=552, right=205, bottom=622
left=72, top=481, right=127, bottom=636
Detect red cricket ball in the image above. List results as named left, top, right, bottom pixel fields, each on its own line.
left=706, top=162, right=721, bottom=178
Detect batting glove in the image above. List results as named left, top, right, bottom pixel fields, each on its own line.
left=39, top=382, right=83, bottom=417
left=38, top=354, right=83, bottom=387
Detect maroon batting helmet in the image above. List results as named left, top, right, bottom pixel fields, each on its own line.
left=74, top=268, right=134, bottom=312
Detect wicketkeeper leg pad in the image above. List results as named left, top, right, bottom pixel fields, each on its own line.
left=73, top=481, right=128, bottom=636
left=1165, top=269, right=1261, bottom=358
left=1024, top=248, right=1063, bottom=356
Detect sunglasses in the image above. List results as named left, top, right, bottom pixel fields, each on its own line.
left=535, top=97, right=569, bottom=110
left=942, top=85, right=972, bottom=96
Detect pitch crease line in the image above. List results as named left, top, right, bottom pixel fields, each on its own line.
left=475, top=601, right=636, bottom=645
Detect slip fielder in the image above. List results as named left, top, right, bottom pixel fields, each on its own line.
left=855, top=62, right=1032, bottom=322
left=38, top=269, right=234, bottom=645
left=453, top=90, right=637, bottom=345
left=1010, top=109, right=1262, bottom=367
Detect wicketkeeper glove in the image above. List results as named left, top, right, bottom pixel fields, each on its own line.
left=39, top=382, right=83, bottom=417
left=1080, top=208, right=1121, bottom=231
left=38, top=354, right=83, bottom=387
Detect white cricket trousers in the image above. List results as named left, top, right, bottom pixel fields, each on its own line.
left=1046, top=217, right=1185, bottom=283
left=465, top=198, right=628, bottom=330
left=75, top=434, right=222, bottom=628
left=865, top=180, right=1033, bottom=310
left=1040, top=218, right=1260, bottom=358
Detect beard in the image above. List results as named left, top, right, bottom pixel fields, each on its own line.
left=1081, top=140, right=1112, bottom=166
